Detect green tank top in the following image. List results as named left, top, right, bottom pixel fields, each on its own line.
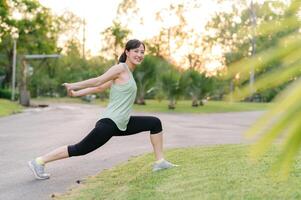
left=101, top=63, right=137, bottom=131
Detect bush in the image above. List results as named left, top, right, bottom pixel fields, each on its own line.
left=0, top=89, right=12, bottom=99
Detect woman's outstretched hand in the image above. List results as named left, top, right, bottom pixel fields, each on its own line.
left=62, top=83, right=76, bottom=97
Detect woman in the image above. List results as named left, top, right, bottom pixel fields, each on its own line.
left=28, top=39, right=177, bottom=180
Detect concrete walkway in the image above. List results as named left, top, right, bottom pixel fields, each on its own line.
left=0, top=103, right=263, bottom=200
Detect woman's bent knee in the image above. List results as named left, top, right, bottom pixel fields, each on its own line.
left=150, top=117, right=163, bottom=134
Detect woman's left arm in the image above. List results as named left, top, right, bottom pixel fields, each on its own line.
left=64, top=64, right=123, bottom=90
left=69, top=81, right=113, bottom=97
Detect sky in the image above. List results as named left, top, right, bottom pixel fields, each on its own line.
left=37, top=0, right=287, bottom=71
left=39, top=0, right=122, bottom=55
left=38, top=0, right=233, bottom=57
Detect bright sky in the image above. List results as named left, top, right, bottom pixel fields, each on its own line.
left=39, top=0, right=284, bottom=72
left=39, top=0, right=122, bottom=55
left=38, top=0, right=232, bottom=57
left=38, top=0, right=285, bottom=72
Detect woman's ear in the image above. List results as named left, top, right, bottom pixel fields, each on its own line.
left=125, top=50, right=130, bottom=57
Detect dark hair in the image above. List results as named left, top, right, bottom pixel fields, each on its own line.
left=118, top=39, right=145, bottom=63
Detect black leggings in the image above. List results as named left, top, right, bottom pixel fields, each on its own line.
left=68, top=116, right=162, bottom=157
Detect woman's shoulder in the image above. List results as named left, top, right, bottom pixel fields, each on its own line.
left=109, top=63, right=126, bottom=73
left=116, top=62, right=127, bottom=69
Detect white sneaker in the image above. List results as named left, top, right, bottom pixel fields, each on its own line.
left=28, top=160, right=50, bottom=180
left=152, top=160, right=178, bottom=172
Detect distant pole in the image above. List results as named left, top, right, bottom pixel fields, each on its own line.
left=249, top=0, right=256, bottom=92
left=230, top=79, right=234, bottom=102
left=168, top=28, right=171, bottom=60
left=11, top=38, right=17, bottom=101
left=82, top=18, right=86, bottom=59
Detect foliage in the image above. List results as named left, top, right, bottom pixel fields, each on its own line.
left=225, top=0, right=301, bottom=176
left=160, top=68, right=183, bottom=109
left=0, top=0, right=61, bottom=89
left=0, top=88, right=11, bottom=99
left=0, top=0, right=225, bottom=108
left=100, top=21, right=130, bottom=62
left=204, top=0, right=293, bottom=102
left=181, top=69, right=213, bottom=106
left=133, top=55, right=159, bottom=104
left=147, top=2, right=209, bottom=71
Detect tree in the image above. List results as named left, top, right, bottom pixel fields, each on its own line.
left=182, top=69, right=213, bottom=106
left=0, top=0, right=60, bottom=89
left=53, top=39, right=109, bottom=98
left=133, top=55, right=158, bottom=105
left=204, top=0, right=293, bottom=101
left=160, top=65, right=183, bottom=109
left=0, top=0, right=10, bottom=41
left=101, top=21, right=130, bottom=62
left=55, top=10, right=82, bottom=54
left=99, top=0, right=142, bottom=62
left=0, top=0, right=16, bottom=87
left=154, top=4, right=187, bottom=59
left=226, top=0, right=301, bottom=176
left=115, top=0, right=140, bottom=26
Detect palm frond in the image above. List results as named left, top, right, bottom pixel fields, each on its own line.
left=272, top=115, right=301, bottom=176
left=261, top=17, right=299, bottom=35
left=224, top=33, right=301, bottom=82
left=226, top=60, right=301, bottom=101
left=246, top=78, right=301, bottom=176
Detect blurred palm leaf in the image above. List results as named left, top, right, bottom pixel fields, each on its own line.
left=225, top=0, right=301, bottom=176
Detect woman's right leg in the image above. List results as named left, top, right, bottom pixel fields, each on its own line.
left=29, top=119, right=117, bottom=179
left=42, top=118, right=117, bottom=163
left=40, top=145, right=69, bottom=164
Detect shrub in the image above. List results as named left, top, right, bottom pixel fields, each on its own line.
left=0, top=89, right=11, bottom=99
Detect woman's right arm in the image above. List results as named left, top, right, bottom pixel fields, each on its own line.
left=64, top=64, right=123, bottom=90
left=71, top=81, right=113, bottom=97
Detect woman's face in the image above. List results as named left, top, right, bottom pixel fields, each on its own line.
left=126, top=44, right=145, bottom=65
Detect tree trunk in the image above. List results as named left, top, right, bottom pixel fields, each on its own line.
left=191, top=96, right=199, bottom=107
left=19, top=90, right=30, bottom=106
left=19, top=59, right=30, bottom=107
left=136, top=87, right=146, bottom=105
left=136, top=97, right=146, bottom=105
left=168, top=98, right=176, bottom=109
left=3, top=48, right=13, bottom=87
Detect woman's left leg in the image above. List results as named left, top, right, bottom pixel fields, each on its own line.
left=150, top=133, right=164, bottom=161
left=119, top=116, right=177, bottom=171
left=117, top=116, right=164, bottom=161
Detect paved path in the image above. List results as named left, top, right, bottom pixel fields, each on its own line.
left=0, top=103, right=263, bottom=200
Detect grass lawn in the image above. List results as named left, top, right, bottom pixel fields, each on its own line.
left=54, top=144, right=301, bottom=200
left=0, top=99, right=24, bottom=117
left=32, top=97, right=270, bottom=113
left=132, top=100, right=269, bottom=113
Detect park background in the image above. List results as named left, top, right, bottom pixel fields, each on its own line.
left=1, top=0, right=301, bottom=199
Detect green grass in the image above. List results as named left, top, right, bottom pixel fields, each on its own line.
left=0, top=99, right=24, bottom=117
left=54, top=144, right=301, bottom=200
left=32, top=97, right=269, bottom=113
left=132, top=100, right=269, bottom=113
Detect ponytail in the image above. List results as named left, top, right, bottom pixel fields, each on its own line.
left=118, top=52, right=127, bottom=63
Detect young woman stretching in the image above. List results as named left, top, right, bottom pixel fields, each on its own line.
left=28, top=39, right=177, bottom=180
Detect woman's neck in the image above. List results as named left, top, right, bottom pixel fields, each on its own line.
left=125, top=61, right=136, bottom=72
